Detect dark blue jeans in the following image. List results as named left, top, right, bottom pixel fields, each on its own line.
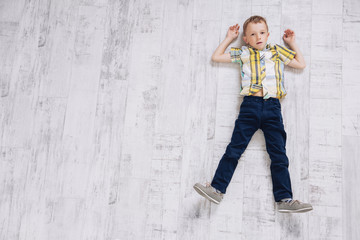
left=211, top=95, right=293, bottom=202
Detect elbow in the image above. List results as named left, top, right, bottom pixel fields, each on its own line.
left=298, top=62, right=306, bottom=69
left=211, top=55, right=217, bottom=62
left=211, top=54, right=219, bottom=62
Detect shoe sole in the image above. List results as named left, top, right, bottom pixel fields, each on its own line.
left=193, top=185, right=220, bottom=204
left=278, top=207, right=313, bottom=213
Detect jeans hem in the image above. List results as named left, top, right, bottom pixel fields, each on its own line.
left=274, top=194, right=293, bottom=202
left=210, top=183, right=226, bottom=194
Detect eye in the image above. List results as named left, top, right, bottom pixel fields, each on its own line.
left=261, top=32, right=265, bottom=34
left=251, top=33, right=254, bottom=36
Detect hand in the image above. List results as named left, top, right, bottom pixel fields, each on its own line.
left=283, top=29, right=296, bottom=45
left=226, top=24, right=240, bottom=41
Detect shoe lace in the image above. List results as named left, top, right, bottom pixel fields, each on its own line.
left=288, top=199, right=301, bottom=206
left=205, top=182, right=223, bottom=196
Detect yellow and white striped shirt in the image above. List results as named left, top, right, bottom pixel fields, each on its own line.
left=230, top=43, right=296, bottom=99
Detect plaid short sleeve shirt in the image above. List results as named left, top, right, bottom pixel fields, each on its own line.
left=230, top=43, right=296, bottom=99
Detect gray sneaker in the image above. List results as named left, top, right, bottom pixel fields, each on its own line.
left=193, top=182, right=223, bottom=204
left=277, top=199, right=313, bottom=213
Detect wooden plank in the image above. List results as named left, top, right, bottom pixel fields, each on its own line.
left=342, top=136, right=360, bottom=240
left=107, top=0, right=163, bottom=239
left=38, top=0, right=80, bottom=98
left=2, top=0, right=43, bottom=149
left=342, top=1, right=360, bottom=239
left=144, top=0, right=197, bottom=238
left=0, top=147, right=30, bottom=240
left=55, top=4, right=107, bottom=239
left=309, top=5, right=343, bottom=239
left=0, top=21, right=19, bottom=97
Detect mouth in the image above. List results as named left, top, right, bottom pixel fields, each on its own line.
left=257, top=42, right=262, bottom=44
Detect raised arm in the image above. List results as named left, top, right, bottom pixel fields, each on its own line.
left=211, top=24, right=240, bottom=63
left=283, top=29, right=306, bottom=69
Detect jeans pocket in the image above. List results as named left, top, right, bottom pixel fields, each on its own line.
left=274, top=101, right=281, bottom=109
left=240, top=99, right=253, bottom=112
left=274, top=103, right=283, bottom=123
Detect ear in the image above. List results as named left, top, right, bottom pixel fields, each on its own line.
left=243, top=36, right=248, bottom=44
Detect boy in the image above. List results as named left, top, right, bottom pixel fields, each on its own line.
left=193, top=16, right=313, bottom=213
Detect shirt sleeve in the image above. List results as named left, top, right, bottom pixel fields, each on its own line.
left=230, top=47, right=242, bottom=63
left=275, top=44, right=296, bottom=65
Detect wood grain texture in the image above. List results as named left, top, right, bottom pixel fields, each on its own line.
left=0, top=0, right=359, bottom=239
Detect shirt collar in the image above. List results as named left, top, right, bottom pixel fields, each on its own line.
left=247, top=43, right=273, bottom=52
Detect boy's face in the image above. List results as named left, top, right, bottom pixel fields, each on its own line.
left=243, top=21, right=270, bottom=50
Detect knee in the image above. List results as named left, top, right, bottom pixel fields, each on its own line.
left=270, top=159, right=289, bottom=169
left=224, top=144, right=244, bottom=159
left=266, top=144, right=286, bottom=156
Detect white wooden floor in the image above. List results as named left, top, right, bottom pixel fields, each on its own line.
left=1, top=0, right=359, bottom=239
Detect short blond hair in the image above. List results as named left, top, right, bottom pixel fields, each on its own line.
left=243, top=15, right=269, bottom=36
